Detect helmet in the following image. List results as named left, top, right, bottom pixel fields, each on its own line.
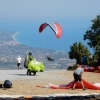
left=29, top=52, right=32, bottom=55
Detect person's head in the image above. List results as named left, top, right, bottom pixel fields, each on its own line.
left=29, top=52, right=32, bottom=55
left=77, top=64, right=81, bottom=68
left=18, top=55, right=20, bottom=58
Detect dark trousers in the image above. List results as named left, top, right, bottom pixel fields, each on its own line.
left=73, top=73, right=82, bottom=82
left=27, top=69, right=31, bottom=75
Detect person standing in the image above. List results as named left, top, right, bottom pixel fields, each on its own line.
left=24, top=52, right=34, bottom=75
left=72, top=64, right=86, bottom=90
left=16, top=55, right=22, bottom=70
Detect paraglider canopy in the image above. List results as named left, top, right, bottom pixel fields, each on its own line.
left=39, top=22, right=62, bottom=38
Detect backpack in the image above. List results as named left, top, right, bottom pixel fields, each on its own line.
left=24, top=54, right=34, bottom=68
left=24, top=55, right=29, bottom=68
left=3, top=80, right=12, bottom=88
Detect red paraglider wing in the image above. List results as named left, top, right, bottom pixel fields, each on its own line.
left=39, top=23, right=46, bottom=33
left=39, top=22, right=62, bottom=38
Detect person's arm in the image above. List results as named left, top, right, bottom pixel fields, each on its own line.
left=80, top=68, right=84, bottom=76
left=16, top=58, right=18, bottom=63
left=20, top=58, right=22, bottom=63
left=80, top=72, right=82, bottom=76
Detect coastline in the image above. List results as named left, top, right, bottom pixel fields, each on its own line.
left=12, top=31, right=20, bottom=44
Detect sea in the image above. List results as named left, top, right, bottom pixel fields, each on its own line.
left=0, top=20, right=94, bottom=53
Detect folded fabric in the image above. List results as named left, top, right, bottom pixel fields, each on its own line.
left=28, top=60, right=45, bottom=72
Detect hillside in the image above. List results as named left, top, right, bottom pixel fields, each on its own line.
left=0, top=30, right=75, bottom=70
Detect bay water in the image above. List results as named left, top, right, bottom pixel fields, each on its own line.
left=0, top=20, right=93, bottom=53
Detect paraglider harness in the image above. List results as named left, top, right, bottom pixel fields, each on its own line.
left=24, top=55, right=29, bottom=68
left=24, top=54, right=37, bottom=75
left=24, top=54, right=34, bottom=68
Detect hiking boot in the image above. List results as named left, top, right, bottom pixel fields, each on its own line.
left=72, top=88, right=75, bottom=90
left=83, top=88, right=86, bottom=91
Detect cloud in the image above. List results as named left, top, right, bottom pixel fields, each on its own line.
left=0, top=0, right=100, bottom=21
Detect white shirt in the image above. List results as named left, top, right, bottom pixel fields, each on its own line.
left=74, top=67, right=84, bottom=75
left=17, top=57, right=22, bottom=63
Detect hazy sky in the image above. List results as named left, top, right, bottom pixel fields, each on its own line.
left=0, top=0, right=100, bottom=22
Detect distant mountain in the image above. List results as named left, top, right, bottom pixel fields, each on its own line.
left=0, top=30, right=75, bottom=70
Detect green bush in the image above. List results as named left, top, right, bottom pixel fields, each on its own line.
left=67, top=64, right=77, bottom=70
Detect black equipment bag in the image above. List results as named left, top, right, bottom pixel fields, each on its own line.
left=3, top=80, right=12, bottom=88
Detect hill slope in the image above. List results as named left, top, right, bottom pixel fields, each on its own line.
left=0, top=30, right=75, bottom=69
